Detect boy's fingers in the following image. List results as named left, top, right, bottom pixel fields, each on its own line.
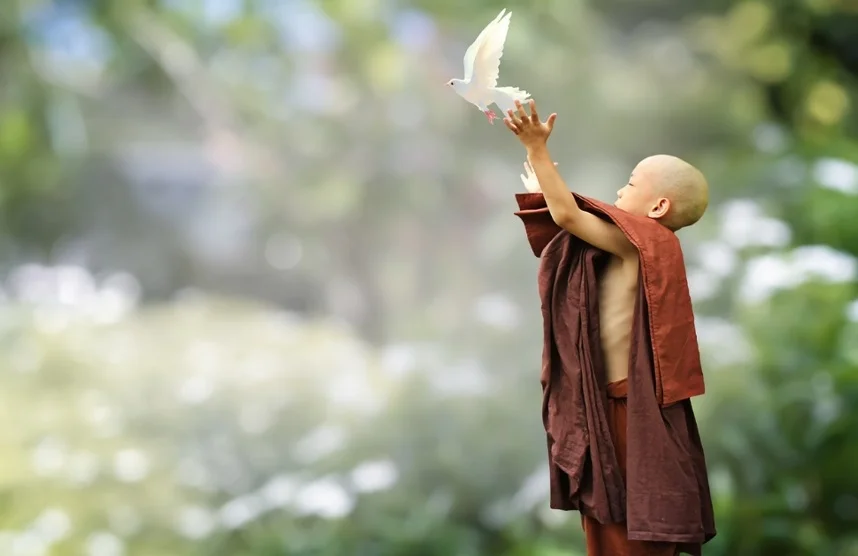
left=529, top=99, right=539, bottom=122
left=547, top=113, right=557, bottom=131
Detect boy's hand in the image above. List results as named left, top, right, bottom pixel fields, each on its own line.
left=504, top=99, right=557, bottom=150
left=520, top=157, right=558, bottom=193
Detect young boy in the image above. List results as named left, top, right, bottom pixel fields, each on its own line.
left=504, top=100, right=716, bottom=555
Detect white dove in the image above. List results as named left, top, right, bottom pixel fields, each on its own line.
left=447, top=9, right=530, bottom=125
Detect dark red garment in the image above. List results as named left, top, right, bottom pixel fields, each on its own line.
left=581, top=379, right=685, bottom=556
left=513, top=192, right=716, bottom=552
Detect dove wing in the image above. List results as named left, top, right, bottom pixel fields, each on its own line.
left=462, top=9, right=506, bottom=83
left=470, top=10, right=512, bottom=90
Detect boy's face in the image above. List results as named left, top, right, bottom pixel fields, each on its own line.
left=613, top=158, right=670, bottom=221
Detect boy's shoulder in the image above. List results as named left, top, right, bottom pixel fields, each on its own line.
left=576, top=195, right=680, bottom=251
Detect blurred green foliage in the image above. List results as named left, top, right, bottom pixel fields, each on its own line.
left=1, top=0, right=858, bottom=554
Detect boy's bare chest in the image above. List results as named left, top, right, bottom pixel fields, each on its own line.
left=598, top=257, right=638, bottom=312
left=597, top=257, right=639, bottom=382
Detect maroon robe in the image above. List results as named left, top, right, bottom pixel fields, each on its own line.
left=514, top=192, right=716, bottom=552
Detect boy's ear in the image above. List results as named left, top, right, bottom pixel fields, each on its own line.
left=648, top=197, right=670, bottom=219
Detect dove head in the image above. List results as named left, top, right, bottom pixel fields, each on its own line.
left=614, top=154, right=709, bottom=231
left=447, top=78, right=467, bottom=94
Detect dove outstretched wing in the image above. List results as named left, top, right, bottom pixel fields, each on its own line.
left=470, top=10, right=511, bottom=90
left=462, top=9, right=507, bottom=83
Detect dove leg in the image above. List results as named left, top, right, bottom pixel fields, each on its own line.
left=478, top=103, right=498, bottom=124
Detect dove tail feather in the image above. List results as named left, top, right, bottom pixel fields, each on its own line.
left=490, top=86, right=531, bottom=114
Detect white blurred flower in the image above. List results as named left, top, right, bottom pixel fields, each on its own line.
left=113, top=449, right=150, bottom=483
left=85, top=532, right=124, bottom=556
left=350, top=460, right=398, bottom=493
left=176, top=505, right=216, bottom=540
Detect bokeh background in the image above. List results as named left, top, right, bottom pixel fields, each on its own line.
left=2, top=0, right=858, bottom=554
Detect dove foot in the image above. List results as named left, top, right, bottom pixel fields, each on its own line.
left=484, top=110, right=498, bottom=124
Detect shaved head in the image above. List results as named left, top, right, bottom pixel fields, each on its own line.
left=641, top=155, right=709, bottom=230
left=615, top=154, right=709, bottom=231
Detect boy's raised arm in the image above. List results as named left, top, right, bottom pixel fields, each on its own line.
left=527, top=146, right=636, bottom=260
left=504, top=99, right=636, bottom=261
